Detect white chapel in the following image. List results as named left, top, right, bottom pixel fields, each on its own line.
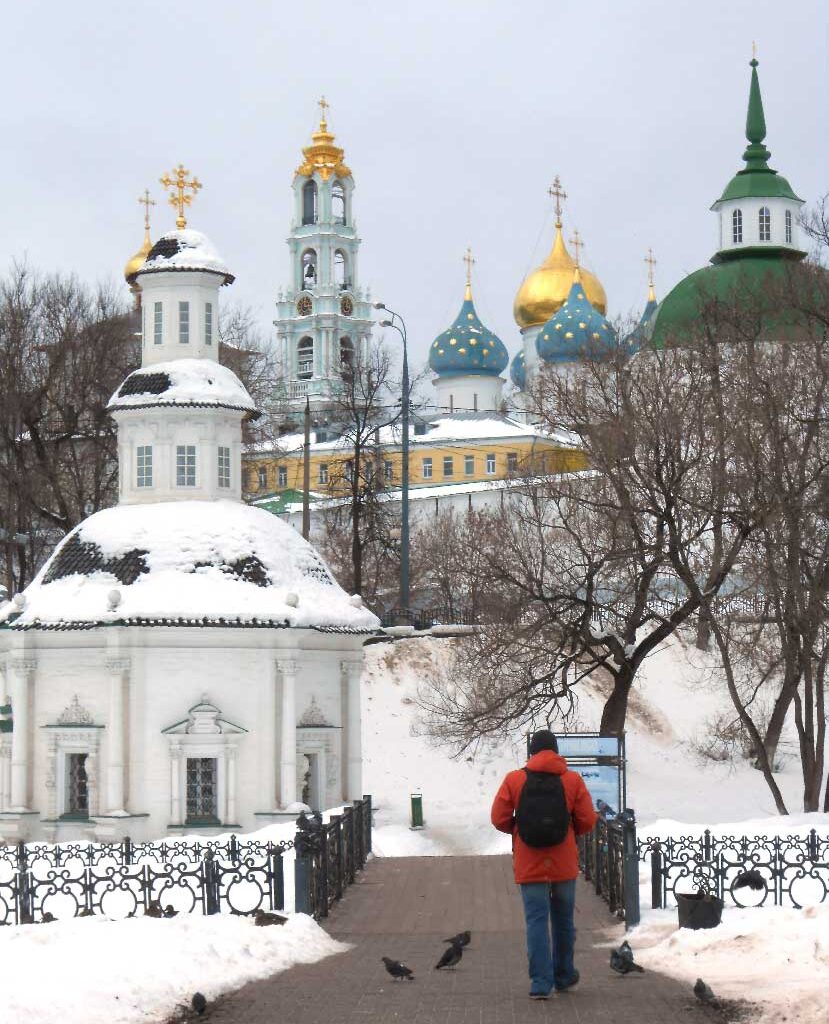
left=0, top=171, right=378, bottom=842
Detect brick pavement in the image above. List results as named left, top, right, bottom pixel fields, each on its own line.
left=205, top=856, right=747, bottom=1024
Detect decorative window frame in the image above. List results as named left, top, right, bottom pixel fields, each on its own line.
left=43, top=696, right=103, bottom=821
left=162, top=697, right=247, bottom=828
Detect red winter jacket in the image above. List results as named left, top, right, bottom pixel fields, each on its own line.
left=491, top=749, right=598, bottom=883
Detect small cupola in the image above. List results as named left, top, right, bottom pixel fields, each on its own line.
left=510, top=349, right=527, bottom=390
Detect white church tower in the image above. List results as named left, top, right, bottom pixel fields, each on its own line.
left=275, top=99, right=374, bottom=418
left=0, top=169, right=378, bottom=843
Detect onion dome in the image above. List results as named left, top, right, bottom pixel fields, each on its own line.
left=626, top=289, right=658, bottom=354
left=124, top=232, right=151, bottom=285
left=510, top=349, right=526, bottom=390
left=295, top=98, right=351, bottom=181
left=514, top=221, right=607, bottom=329
left=537, top=270, right=615, bottom=364
left=138, top=229, right=234, bottom=285
left=429, top=280, right=509, bottom=378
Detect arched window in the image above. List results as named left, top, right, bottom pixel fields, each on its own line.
left=301, top=250, right=317, bottom=288
left=334, top=250, right=348, bottom=289
left=332, top=181, right=346, bottom=225
left=785, top=209, right=793, bottom=244
left=302, top=180, right=317, bottom=225
left=340, top=335, right=354, bottom=370
left=759, top=206, right=771, bottom=242
left=732, top=208, right=743, bottom=244
left=297, top=336, right=314, bottom=380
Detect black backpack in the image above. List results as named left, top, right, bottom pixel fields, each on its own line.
left=515, top=769, right=570, bottom=848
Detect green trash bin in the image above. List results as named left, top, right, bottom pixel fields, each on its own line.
left=410, top=793, right=424, bottom=829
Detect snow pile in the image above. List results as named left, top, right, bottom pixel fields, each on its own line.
left=139, top=229, right=232, bottom=280
left=108, top=359, right=255, bottom=413
left=0, top=911, right=347, bottom=1024
left=0, top=501, right=379, bottom=630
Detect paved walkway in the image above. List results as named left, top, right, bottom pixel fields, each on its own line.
left=206, top=856, right=741, bottom=1024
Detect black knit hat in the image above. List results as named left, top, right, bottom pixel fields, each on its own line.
left=529, top=729, right=559, bottom=755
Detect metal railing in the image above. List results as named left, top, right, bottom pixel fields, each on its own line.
left=640, top=828, right=829, bottom=909
left=578, top=808, right=640, bottom=929
left=380, top=606, right=479, bottom=629
left=0, top=796, right=372, bottom=924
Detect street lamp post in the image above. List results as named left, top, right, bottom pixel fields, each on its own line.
left=374, top=302, right=410, bottom=619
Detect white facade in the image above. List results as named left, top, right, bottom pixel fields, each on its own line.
left=713, top=194, right=804, bottom=255
left=433, top=373, right=505, bottom=414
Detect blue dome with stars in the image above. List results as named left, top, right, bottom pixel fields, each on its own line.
left=429, top=285, right=509, bottom=378
left=536, top=272, right=615, bottom=364
left=510, top=349, right=526, bottom=390
left=625, top=294, right=658, bottom=354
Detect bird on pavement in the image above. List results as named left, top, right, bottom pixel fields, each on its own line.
left=191, top=992, right=207, bottom=1016
left=733, top=869, right=765, bottom=891
left=435, top=940, right=463, bottom=970
left=40, top=911, right=56, bottom=924
left=381, top=956, right=414, bottom=981
left=610, top=940, right=644, bottom=975
left=254, top=908, right=288, bottom=926
left=694, top=978, right=719, bottom=1007
left=443, top=930, right=471, bottom=947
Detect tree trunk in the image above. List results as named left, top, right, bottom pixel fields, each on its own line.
left=598, top=666, right=633, bottom=736
left=695, top=611, right=711, bottom=651
left=760, top=681, right=797, bottom=771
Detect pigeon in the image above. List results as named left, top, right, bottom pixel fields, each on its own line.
left=733, top=869, right=765, bottom=891
left=694, top=978, right=719, bottom=1007
left=191, top=992, right=207, bottom=1016
left=163, top=904, right=179, bottom=918
left=144, top=901, right=163, bottom=918
left=609, top=940, right=644, bottom=975
left=381, top=956, right=414, bottom=981
left=435, top=940, right=463, bottom=970
left=41, top=911, right=56, bottom=924
left=254, top=908, right=288, bottom=927
left=443, top=930, right=471, bottom=947
left=78, top=908, right=94, bottom=918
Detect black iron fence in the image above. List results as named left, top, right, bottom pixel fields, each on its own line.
left=577, top=808, right=640, bottom=929
left=0, top=796, right=372, bottom=925
left=640, top=828, right=829, bottom=909
left=379, top=606, right=478, bottom=629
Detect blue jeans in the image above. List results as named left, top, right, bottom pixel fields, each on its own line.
left=519, top=879, right=577, bottom=995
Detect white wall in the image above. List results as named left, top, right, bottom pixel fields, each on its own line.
left=138, top=270, right=223, bottom=366
left=715, top=195, right=803, bottom=254
left=433, top=374, right=504, bottom=413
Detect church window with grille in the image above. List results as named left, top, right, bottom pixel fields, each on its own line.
left=136, top=445, right=153, bottom=488
left=176, top=445, right=197, bottom=487
left=205, top=302, right=213, bottom=345
left=217, top=446, right=231, bottom=488
left=785, top=210, right=792, bottom=244
left=65, top=753, right=89, bottom=817
left=302, top=180, right=318, bottom=225
left=185, top=757, right=219, bottom=824
left=732, top=209, right=743, bottom=244
left=153, top=301, right=163, bottom=345
left=179, top=301, right=190, bottom=344
left=422, top=457, right=433, bottom=480
left=298, top=337, right=314, bottom=379
left=759, top=206, right=771, bottom=242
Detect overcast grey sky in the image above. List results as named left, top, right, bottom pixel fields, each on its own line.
left=2, top=0, right=827, bottom=371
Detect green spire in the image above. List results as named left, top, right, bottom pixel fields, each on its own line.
left=742, top=57, right=771, bottom=170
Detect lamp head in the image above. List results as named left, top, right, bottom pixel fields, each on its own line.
left=373, top=301, right=386, bottom=310
left=380, top=319, right=393, bottom=328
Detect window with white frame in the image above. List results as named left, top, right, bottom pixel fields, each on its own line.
left=136, top=445, right=153, bottom=488
left=179, top=301, right=190, bottom=343
left=278, top=465, right=288, bottom=488
left=785, top=210, right=792, bottom=244
left=318, top=463, right=329, bottom=484
left=759, top=206, right=771, bottom=242
left=154, top=302, right=163, bottom=345
left=217, top=446, right=231, bottom=488
left=732, top=209, right=743, bottom=244
left=486, top=453, right=496, bottom=474
left=422, top=457, right=433, bottom=479
left=464, top=454, right=474, bottom=476
left=176, top=445, right=197, bottom=487
left=205, top=302, right=213, bottom=345
left=443, top=456, right=454, bottom=477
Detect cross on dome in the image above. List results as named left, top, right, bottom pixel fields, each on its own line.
left=318, top=95, right=330, bottom=126
left=644, top=247, right=657, bottom=302
left=464, top=247, right=476, bottom=284
left=160, top=164, right=202, bottom=230
left=138, top=188, right=155, bottom=233
left=569, top=229, right=584, bottom=268
left=548, top=175, right=567, bottom=226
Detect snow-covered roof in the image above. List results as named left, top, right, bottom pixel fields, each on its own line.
left=138, top=229, right=234, bottom=284
left=0, top=501, right=379, bottom=632
left=108, top=359, right=256, bottom=416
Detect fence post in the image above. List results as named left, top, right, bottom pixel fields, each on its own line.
left=650, top=844, right=663, bottom=910
left=16, top=841, right=32, bottom=925
left=122, top=836, right=133, bottom=866
left=203, top=851, right=220, bottom=915
left=364, top=794, right=372, bottom=856
left=294, top=843, right=313, bottom=916
left=621, top=811, right=640, bottom=930
left=272, top=846, right=285, bottom=911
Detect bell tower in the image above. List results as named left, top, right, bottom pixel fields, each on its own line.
left=275, top=99, right=374, bottom=418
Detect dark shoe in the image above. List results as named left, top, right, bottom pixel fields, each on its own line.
left=556, top=969, right=580, bottom=992
left=529, top=991, right=551, bottom=1000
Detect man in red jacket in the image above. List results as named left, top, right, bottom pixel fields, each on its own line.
left=491, top=730, right=597, bottom=1000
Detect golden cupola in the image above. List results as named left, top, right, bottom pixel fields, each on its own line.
left=124, top=189, right=156, bottom=287
left=295, top=97, right=352, bottom=181
left=513, top=177, right=607, bottom=329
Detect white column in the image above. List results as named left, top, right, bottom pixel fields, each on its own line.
left=278, top=660, right=297, bottom=808
left=170, top=744, right=182, bottom=825
left=227, top=744, right=237, bottom=824
left=263, top=660, right=278, bottom=809
left=341, top=660, right=363, bottom=802
left=9, top=659, right=35, bottom=812
left=105, top=658, right=129, bottom=814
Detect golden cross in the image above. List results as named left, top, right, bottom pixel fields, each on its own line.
left=319, top=96, right=330, bottom=125
left=159, top=165, right=202, bottom=230
left=137, top=189, right=156, bottom=233
left=548, top=175, right=567, bottom=225
left=644, top=247, right=657, bottom=287
left=569, top=229, right=584, bottom=267
left=464, top=246, right=476, bottom=286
